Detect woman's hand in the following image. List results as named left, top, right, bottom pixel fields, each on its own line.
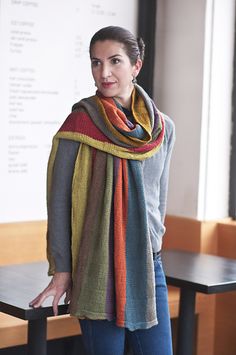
left=29, top=272, right=72, bottom=316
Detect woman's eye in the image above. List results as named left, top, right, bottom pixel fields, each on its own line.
left=91, top=60, right=100, bottom=67
left=111, top=58, right=120, bottom=65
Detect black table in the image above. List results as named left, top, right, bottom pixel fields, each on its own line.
left=1, top=250, right=236, bottom=355
left=162, top=249, right=236, bottom=355
left=0, top=262, right=69, bottom=355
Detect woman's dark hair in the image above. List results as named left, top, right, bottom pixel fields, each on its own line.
left=89, top=26, right=145, bottom=65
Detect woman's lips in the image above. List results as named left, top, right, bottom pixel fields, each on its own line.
left=101, top=82, right=115, bottom=89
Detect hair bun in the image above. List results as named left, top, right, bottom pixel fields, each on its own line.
left=137, top=37, right=145, bottom=61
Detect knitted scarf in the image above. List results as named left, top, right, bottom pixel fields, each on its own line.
left=47, top=85, right=165, bottom=330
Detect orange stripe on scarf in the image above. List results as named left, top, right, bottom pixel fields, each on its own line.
left=99, top=97, right=131, bottom=132
left=114, top=159, right=128, bottom=326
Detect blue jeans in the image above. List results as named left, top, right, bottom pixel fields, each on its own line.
left=80, top=254, right=173, bottom=355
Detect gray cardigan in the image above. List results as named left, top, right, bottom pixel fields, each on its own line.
left=48, top=114, right=175, bottom=272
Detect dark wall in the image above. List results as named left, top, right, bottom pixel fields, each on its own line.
left=138, top=0, right=157, bottom=97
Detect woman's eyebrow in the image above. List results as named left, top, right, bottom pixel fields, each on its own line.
left=108, top=54, right=122, bottom=59
left=91, top=54, right=122, bottom=61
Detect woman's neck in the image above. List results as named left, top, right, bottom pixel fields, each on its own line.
left=113, top=86, right=134, bottom=110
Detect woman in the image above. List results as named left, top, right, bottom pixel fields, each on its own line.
left=30, top=26, right=175, bottom=355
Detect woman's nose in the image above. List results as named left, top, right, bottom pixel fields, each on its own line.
left=101, top=64, right=111, bottom=79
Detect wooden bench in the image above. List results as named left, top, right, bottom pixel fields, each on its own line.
left=0, top=313, right=80, bottom=349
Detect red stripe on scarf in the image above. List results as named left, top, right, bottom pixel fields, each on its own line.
left=59, top=111, right=111, bottom=143
left=114, top=159, right=128, bottom=326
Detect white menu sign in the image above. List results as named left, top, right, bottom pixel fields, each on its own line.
left=0, top=0, right=138, bottom=222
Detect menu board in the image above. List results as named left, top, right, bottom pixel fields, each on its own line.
left=0, top=0, right=138, bottom=222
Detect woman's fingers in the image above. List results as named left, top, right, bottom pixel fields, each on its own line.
left=29, top=272, right=72, bottom=313
left=52, top=292, right=63, bottom=316
left=64, top=287, right=71, bottom=305
left=29, top=283, right=54, bottom=308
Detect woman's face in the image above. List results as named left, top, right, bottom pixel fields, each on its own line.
left=90, top=40, right=142, bottom=108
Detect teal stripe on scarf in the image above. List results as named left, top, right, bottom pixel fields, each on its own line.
left=124, top=160, right=157, bottom=329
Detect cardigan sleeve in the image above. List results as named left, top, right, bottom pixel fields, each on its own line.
left=158, top=116, right=175, bottom=223
left=142, top=114, right=175, bottom=253
left=47, top=139, right=80, bottom=273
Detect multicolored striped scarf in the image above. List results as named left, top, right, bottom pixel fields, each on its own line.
left=47, top=85, right=165, bottom=330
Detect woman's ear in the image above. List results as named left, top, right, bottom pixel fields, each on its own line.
left=133, top=58, right=143, bottom=78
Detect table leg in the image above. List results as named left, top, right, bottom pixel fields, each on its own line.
left=176, top=288, right=196, bottom=355
left=27, top=318, right=47, bottom=355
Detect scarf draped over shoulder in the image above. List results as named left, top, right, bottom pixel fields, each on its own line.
left=47, top=85, right=165, bottom=330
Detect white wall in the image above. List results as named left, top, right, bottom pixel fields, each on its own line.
left=0, top=0, right=138, bottom=222
left=154, top=0, right=235, bottom=220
